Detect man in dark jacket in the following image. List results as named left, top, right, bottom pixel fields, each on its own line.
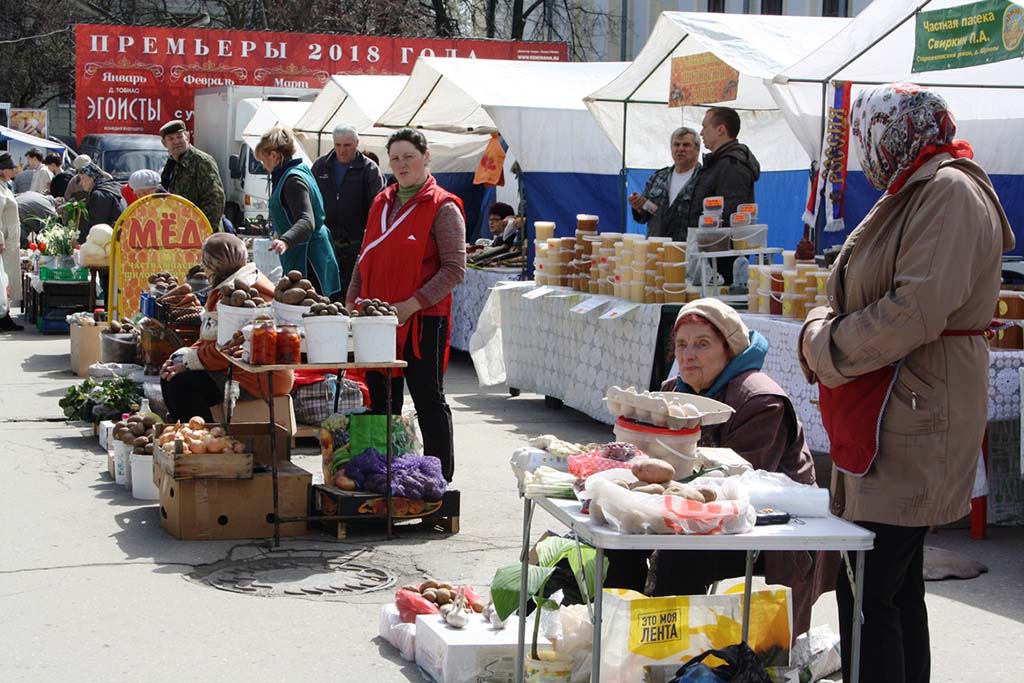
left=311, top=124, right=385, bottom=297
left=629, top=126, right=702, bottom=241
left=76, top=162, right=126, bottom=243
left=687, top=107, right=760, bottom=229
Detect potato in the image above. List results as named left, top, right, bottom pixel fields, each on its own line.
left=631, top=458, right=675, bottom=484
left=694, top=486, right=718, bottom=503
left=301, top=298, right=316, bottom=307
left=230, top=290, right=248, bottom=306
left=281, top=288, right=307, bottom=305
left=421, top=588, right=438, bottom=603
left=133, top=436, right=149, bottom=448
left=617, top=509, right=648, bottom=534
left=248, top=288, right=261, bottom=299
left=632, top=483, right=666, bottom=495
left=129, top=422, right=146, bottom=437
left=141, top=415, right=156, bottom=428
left=419, top=579, right=439, bottom=592
left=233, top=277, right=249, bottom=292
left=287, top=270, right=303, bottom=282
left=471, top=602, right=484, bottom=613
left=277, top=277, right=292, bottom=292
left=144, top=443, right=154, bottom=455
left=297, top=278, right=313, bottom=291
left=434, top=589, right=452, bottom=605
left=664, top=483, right=705, bottom=503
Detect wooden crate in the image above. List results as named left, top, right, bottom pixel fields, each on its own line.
left=311, top=486, right=460, bottom=539
left=151, top=422, right=290, bottom=480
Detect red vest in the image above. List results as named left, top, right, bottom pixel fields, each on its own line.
left=358, top=175, right=464, bottom=362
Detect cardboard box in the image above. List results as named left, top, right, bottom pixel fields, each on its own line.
left=156, top=462, right=311, bottom=540
left=211, top=395, right=296, bottom=435
left=70, top=323, right=103, bottom=377
left=415, top=613, right=550, bottom=683
left=98, top=420, right=116, bottom=452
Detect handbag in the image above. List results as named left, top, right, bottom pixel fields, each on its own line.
left=817, top=363, right=901, bottom=477
left=670, top=642, right=773, bottom=683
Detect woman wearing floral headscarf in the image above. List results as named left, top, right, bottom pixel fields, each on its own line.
left=799, top=84, right=1014, bottom=683
left=75, top=162, right=125, bottom=243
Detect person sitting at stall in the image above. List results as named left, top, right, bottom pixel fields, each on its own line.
left=257, top=127, right=341, bottom=299
left=486, top=202, right=519, bottom=247
left=75, top=161, right=126, bottom=244
left=160, top=233, right=293, bottom=423
left=605, top=298, right=829, bottom=636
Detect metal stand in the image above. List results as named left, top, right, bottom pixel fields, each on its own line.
left=225, top=358, right=406, bottom=546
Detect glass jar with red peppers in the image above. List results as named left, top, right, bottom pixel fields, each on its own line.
left=276, top=324, right=301, bottom=365
left=250, top=321, right=277, bottom=365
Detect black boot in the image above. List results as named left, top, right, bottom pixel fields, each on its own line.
left=0, top=314, right=23, bottom=331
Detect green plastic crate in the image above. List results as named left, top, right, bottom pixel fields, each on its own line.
left=40, top=266, right=89, bottom=282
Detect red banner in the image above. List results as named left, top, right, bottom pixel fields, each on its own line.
left=75, top=24, right=567, bottom=142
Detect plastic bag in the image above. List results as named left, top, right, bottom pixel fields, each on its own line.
left=378, top=603, right=416, bottom=661
left=568, top=452, right=634, bottom=479
left=587, top=477, right=755, bottom=535
left=0, top=265, right=10, bottom=318
left=395, top=588, right=440, bottom=624
left=556, top=604, right=594, bottom=683
left=253, top=238, right=283, bottom=283
left=469, top=289, right=505, bottom=386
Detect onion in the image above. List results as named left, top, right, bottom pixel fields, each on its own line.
left=205, top=437, right=225, bottom=454
left=189, top=438, right=207, bottom=454
left=188, top=416, right=206, bottom=430
left=210, top=426, right=226, bottom=438
left=232, top=441, right=245, bottom=453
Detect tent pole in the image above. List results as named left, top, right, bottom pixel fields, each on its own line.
left=406, top=76, right=444, bottom=127
left=822, top=1, right=930, bottom=83
left=621, top=101, right=628, bottom=230
left=815, top=80, right=827, bottom=252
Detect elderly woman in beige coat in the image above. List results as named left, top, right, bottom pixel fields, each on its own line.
left=0, top=153, right=24, bottom=331
left=800, top=84, right=1014, bottom=683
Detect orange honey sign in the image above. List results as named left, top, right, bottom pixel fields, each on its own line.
left=668, top=52, right=739, bottom=108
left=110, top=194, right=213, bottom=319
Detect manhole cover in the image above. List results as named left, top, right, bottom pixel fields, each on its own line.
left=189, top=548, right=396, bottom=599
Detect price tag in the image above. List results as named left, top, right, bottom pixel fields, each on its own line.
left=522, top=286, right=555, bottom=300
left=570, top=296, right=612, bottom=315
left=600, top=301, right=640, bottom=320
left=492, top=281, right=535, bottom=291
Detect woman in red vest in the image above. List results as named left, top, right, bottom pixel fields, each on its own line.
left=346, top=128, right=466, bottom=481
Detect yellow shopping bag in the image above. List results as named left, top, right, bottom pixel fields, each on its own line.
left=599, top=588, right=792, bottom=683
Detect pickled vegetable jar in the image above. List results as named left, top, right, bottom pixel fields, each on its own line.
left=251, top=321, right=277, bottom=365
left=276, top=324, right=301, bottom=365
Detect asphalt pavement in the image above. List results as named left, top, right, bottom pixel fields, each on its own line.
left=1, top=320, right=1022, bottom=682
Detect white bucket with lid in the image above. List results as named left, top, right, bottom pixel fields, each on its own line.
left=304, top=315, right=351, bottom=363
left=216, top=301, right=259, bottom=347
left=130, top=453, right=159, bottom=500
left=351, top=316, right=399, bottom=363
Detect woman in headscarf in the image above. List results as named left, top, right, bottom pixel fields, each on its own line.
left=75, top=162, right=125, bottom=243
left=799, top=84, right=1014, bottom=683
left=256, top=127, right=341, bottom=298
left=160, top=233, right=293, bottom=422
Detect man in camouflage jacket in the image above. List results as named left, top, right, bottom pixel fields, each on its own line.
left=159, top=120, right=225, bottom=230
left=629, top=127, right=702, bottom=241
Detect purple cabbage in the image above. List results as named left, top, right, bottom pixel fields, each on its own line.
left=343, top=448, right=447, bottom=501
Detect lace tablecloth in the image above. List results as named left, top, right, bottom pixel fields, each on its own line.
left=450, top=267, right=522, bottom=352
left=741, top=313, right=1024, bottom=453
left=497, top=286, right=664, bottom=424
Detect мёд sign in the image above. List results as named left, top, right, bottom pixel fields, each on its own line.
left=75, top=24, right=567, bottom=142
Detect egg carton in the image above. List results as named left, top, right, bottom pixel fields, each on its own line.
left=605, top=386, right=734, bottom=430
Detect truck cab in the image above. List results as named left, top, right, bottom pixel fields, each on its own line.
left=228, top=142, right=271, bottom=228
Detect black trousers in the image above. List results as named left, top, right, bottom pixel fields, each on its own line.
left=160, top=370, right=221, bottom=423
left=837, top=522, right=930, bottom=683
left=366, top=315, right=454, bottom=481
left=605, top=548, right=764, bottom=596
left=331, top=240, right=361, bottom=303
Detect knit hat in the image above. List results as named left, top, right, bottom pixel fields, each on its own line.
left=72, top=155, right=92, bottom=171
left=673, top=298, right=751, bottom=357
left=0, top=152, right=14, bottom=170
left=201, top=233, right=248, bottom=284
left=78, top=162, right=105, bottom=182
left=128, top=169, right=162, bottom=191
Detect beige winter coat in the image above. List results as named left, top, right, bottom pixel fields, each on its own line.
left=800, top=154, right=1014, bottom=527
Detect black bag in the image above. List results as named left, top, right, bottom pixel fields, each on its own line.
left=669, top=642, right=773, bottom=683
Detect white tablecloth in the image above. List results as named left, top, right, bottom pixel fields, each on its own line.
left=496, top=286, right=664, bottom=424
left=742, top=313, right=1024, bottom=453
left=450, top=266, right=522, bottom=352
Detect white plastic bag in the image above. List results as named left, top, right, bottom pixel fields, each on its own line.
left=469, top=289, right=506, bottom=386
left=253, top=238, right=284, bottom=282
left=556, top=604, right=593, bottom=683
left=587, top=477, right=755, bottom=535
left=0, top=265, right=8, bottom=317
left=378, top=603, right=416, bottom=661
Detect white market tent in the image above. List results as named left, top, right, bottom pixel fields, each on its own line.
left=375, top=57, right=629, bottom=237
left=241, top=99, right=314, bottom=163
left=768, top=0, right=1024, bottom=251
left=291, top=74, right=487, bottom=175
left=584, top=12, right=850, bottom=244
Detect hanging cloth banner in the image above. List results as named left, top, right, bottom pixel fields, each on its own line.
left=913, top=0, right=1024, bottom=73
left=807, top=81, right=853, bottom=233
left=473, top=133, right=506, bottom=186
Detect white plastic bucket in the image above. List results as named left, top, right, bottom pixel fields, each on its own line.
left=272, top=299, right=312, bottom=327
left=614, top=417, right=700, bottom=479
left=216, top=301, right=259, bottom=347
left=130, top=453, right=159, bottom=500
left=113, top=441, right=132, bottom=489
left=304, top=315, right=351, bottom=363
left=351, top=316, right=399, bottom=363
